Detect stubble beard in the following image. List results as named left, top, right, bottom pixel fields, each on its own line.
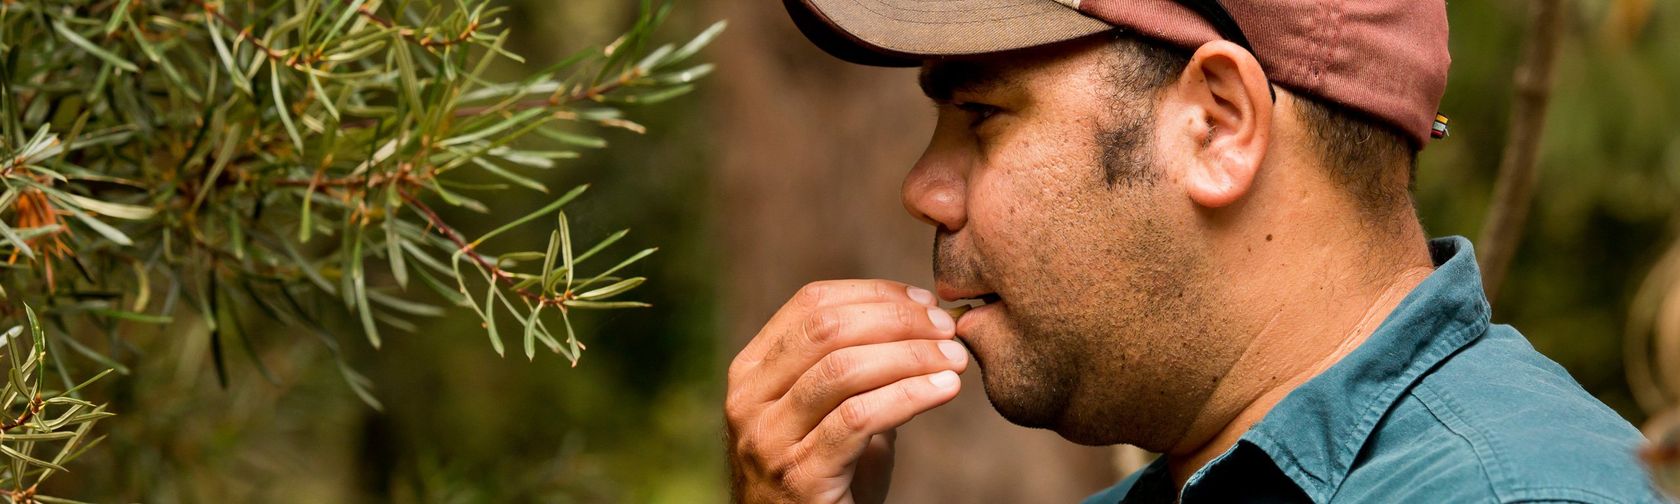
left=936, top=113, right=1242, bottom=451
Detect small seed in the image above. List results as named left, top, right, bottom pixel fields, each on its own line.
left=943, top=304, right=973, bottom=320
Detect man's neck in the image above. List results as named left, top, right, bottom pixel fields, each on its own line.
left=1162, top=231, right=1435, bottom=488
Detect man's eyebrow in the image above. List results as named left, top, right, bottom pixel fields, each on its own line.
left=918, top=61, right=1017, bottom=103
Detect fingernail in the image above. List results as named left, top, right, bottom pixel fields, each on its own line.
left=907, top=286, right=937, bottom=306
left=928, top=370, right=959, bottom=389
left=927, top=307, right=954, bottom=333
left=938, top=340, right=967, bottom=362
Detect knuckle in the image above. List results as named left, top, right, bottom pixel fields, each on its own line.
left=731, top=422, right=778, bottom=467
left=784, top=458, right=828, bottom=496
left=795, top=282, right=830, bottom=309
left=907, top=341, right=938, bottom=367
left=893, top=302, right=920, bottom=331
left=801, top=309, right=842, bottom=346
left=731, top=433, right=805, bottom=501
left=722, top=404, right=749, bottom=436
left=759, top=445, right=796, bottom=477
left=726, top=356, right=749, bottom=386
left=723, top=388, right=757, bottom=424
left=735, top=433, right=764, bottom=461
left=727, top=424, right=750, bottom=453
left=723, top=391, right=743, bottom=417
left=815, top=352, right=856, bottom=389
left=791, top=358, right=847, bottom=409
left=892, top=380, right=919, bottom=406
left=837, top=398, right=874, bottom=433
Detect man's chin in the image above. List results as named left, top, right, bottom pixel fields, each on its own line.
left=987, top=393, right=1129, bottom=446
left=979, top=372, right=1095, bottom=443
left=979, top=370, right=1149, bottom=447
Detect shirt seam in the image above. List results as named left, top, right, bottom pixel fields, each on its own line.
left=1412, top=381, right=1510, bottom=502
left=1500, top=485, right=1630, bottom=504
left=1324, top=312, right=1489, bottom=498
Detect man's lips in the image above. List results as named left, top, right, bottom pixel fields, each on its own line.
left=935, top=285, right=1002, bottom=346
left=952, top=296, right=1003, bottom=346
left=935, top=284, right=1000, bottom=303
left=937, top=286, right=1001, bottom=322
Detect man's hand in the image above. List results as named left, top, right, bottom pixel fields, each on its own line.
left=726, top=280, right=968, bottom=503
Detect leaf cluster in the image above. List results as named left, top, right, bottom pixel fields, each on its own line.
left=0, top=307, right=111, bottom=504
left=0, top=0, right=720, bottom=487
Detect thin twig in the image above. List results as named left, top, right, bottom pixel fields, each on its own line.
left=398, top=189, right=572, bottom=307
left=340, top=67, right=641, bottom=130
left=0, top=484, right=38, bottom=504
left=347, top=0, right=479, bottom=49
left=1477, top=0, right=1566, bottom=304
left=197, top=0, right=481, bottom=71
left=270, top=171, right=414, bottom=188
left=1, top=394, right=44, bottom=432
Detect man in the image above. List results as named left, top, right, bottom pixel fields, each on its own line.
left=725, top=0, right=1664, bottom=502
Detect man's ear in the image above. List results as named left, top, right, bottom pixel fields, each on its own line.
left=1167, top=41, right=1272, bottom=209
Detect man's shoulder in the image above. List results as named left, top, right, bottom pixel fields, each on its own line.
left=1340, top=324, right=1662, bottom=503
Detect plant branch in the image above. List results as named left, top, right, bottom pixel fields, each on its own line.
left=0, top=484, right=38, bottom=503
left=340, top=66, right=643, bottom=130
left=1, top=394, right=44, bottom=432
left=347, top=0, right=480, bottom=49
left=1477, top=0, right=1566, bottom=304
left=398, top=189, right=572, bottom=307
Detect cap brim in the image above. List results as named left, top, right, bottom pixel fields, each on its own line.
left=785, top=0, right=1111, bottom=68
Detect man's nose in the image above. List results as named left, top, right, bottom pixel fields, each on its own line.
left=902, top=148, right=967, bottom=231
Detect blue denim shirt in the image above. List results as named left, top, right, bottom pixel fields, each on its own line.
left=1084, top=237, right=1665, bottom=503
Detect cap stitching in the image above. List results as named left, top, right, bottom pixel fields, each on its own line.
left=1324, top=0, right=1349, bottom=89
left=832, top=0, right=1107, bottom=54
left=850, top=0, right=1042, bottom=16
left=1303, top=0, right=1337, bottom=89
left=847, top=0, right=1085, bottom=25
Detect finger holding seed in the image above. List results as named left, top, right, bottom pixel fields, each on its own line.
left=725, top=280, right=965, bottom=503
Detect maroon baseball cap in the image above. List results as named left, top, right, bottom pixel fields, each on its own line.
left=784, top=0, right=1451, bottom=147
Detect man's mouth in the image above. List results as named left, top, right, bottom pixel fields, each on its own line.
left=943, top=293, right=1002, bottom=320
left=943, top=293, right=1001, bottom=356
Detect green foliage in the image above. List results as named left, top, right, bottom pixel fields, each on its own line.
left=0, top=0, right=719, bottom=497
left=0, top=307, right=112, bottom=504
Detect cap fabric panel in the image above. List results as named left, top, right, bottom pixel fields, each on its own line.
left=789, top=0, right=1452, bottom=147
left=1312, top=1, right=1451, bottom=147
left=1078, top=0, right=1450, bottom=146
left=1077, top=0, right=1220, bottom=56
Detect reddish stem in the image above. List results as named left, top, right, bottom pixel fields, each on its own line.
left=397, top=189, right=569, bottom=307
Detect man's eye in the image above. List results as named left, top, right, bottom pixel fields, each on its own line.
left=955, top=102, right=1000, bottom=126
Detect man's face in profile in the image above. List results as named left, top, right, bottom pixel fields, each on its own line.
left=912, top=36, right=1250, bottom=450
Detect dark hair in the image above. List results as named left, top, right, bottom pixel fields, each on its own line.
left=1104, top=33, right=1418, bottom=217
left=1096, top=33, right=1189, bottom=187
left=1293, top=94, right=1418, bottom=216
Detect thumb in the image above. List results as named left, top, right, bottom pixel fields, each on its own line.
left=851, top=430, right=897, bottom=504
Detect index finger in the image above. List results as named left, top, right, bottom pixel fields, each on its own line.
left=734, top=279, right=936, bottom=365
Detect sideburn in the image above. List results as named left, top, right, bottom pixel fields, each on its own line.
left=1097, top=101, right=1159, bottom=188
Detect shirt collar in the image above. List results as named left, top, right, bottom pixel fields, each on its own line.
left=1179, top=236, right=1493, bottom=501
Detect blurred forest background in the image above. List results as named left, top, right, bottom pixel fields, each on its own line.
left=27, top=0, right=1680, bottom=502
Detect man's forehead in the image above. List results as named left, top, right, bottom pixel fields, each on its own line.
left=917, top=59, right=1025, bottom=102
left=916, top=38, right=1105, bottom=102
